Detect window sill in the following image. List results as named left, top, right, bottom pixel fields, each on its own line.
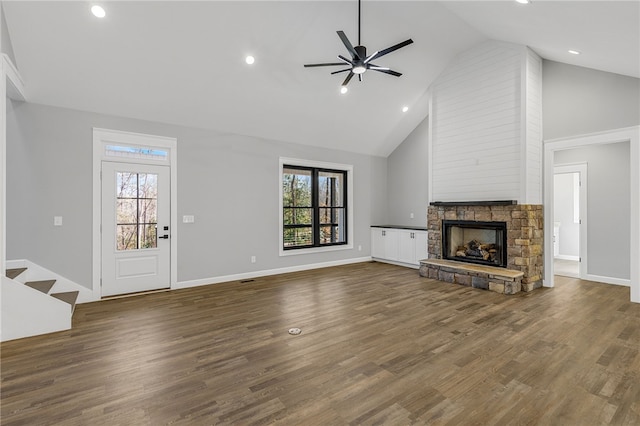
left=279, top=243, right=354, bottom=257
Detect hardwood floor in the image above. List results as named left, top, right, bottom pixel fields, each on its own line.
left=2, top=262, right=639, bottom=425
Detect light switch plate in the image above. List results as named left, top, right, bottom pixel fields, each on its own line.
left=54, top=216, right=63, bottom=226
left=183, top=215, right=195, bottom=223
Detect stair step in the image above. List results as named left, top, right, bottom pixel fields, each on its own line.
left=6, top=268, right=27, bottom=279
left=51, top=291, right=79, bottom=313
left=24, top=280, right=56, bottom=294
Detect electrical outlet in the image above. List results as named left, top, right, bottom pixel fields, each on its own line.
left=251, top=256, right=256, bottom=263
left=358, top=245, right=362, bottom=251
left=410, top=213, right=414, bottom=219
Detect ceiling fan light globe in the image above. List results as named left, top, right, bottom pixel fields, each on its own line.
left=353, top=65, right=366, bottom=74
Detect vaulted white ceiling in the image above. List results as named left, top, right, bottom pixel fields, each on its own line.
left=3, top=1, right=638, bottom=156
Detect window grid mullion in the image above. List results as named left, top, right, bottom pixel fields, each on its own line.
left=312, top=169, right=320, bottom=247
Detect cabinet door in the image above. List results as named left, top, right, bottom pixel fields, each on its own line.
left=371, top=228, right=386, bottom=259
left=414, top=231, right=428, bottom=263
left=397, top=230, right=416, bottom=264
left=383, top=229, right=399, bottom=261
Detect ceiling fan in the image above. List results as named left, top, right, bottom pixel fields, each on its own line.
left=304, top=0, right=413, bottom=89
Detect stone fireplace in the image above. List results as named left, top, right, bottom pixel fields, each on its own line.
left=421, top=202, right=543, bottom=293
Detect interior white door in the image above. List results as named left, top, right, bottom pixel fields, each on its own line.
left=101, top=162, right=170, bottom=297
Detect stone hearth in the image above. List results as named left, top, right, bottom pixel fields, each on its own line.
left=420, top=259, right=524, bottom=295
left=423, top=203, right=543, bottom=292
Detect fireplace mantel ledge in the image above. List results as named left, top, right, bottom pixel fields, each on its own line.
left=429, top=200, right=517, bottom=207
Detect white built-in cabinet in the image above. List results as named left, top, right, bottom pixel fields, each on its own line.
left=371, top=226, right=428, bottom=268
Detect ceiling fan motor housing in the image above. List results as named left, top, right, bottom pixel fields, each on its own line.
left=353, top=45, right=367, bottom=74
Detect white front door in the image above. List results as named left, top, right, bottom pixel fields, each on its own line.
left=101, top=161, right=171, bottom=297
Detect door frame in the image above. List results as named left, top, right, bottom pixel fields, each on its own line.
left=543, top=126, right=639, bottom=303
left=92, top=128, right=177, bottom=300
left=553, top=163, right=587, bottom=279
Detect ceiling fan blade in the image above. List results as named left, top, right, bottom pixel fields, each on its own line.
left=363, top=51, right=379, bottom=64
left=342, top=72, right=355, bottom=86
left=371, top=68, right=402, bottom=77
left=367, top=38, right=413, bottom=62
left=337, top=31, right=359, bottom=59
left=331, top=68, right=352, bottom=75
left=368, top=65, right=390, bottom=71
left=304, top=62, right=347, bottom=67
left=337, top=55, right=353, bottom=65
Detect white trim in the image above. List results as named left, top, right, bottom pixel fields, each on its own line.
left=176, top=257, right=371, bottom=290
left=543, top=126, right=639, bottom=303
left=519, top=46, right=528, bottom=204
left=1, top=53, right=26, bottom=286
left=554, top=255, right=580, bottom=262
left=427, top=91, right=434, bottom=203
left=584, top=274, right=630, bottom=288
left=278, top=157, right=354, bottom=256
left=3, top=54, right=25, bottom=102
left=554, top=163, right=588, bottom=279
left=371, top=258, right=421, bottom=270
left=93, top=129, right=178, bottom=300
left=1, top=54, right=6, bottom=277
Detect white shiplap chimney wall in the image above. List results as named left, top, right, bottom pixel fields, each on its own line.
left=430, top=40, right=542, bottom=204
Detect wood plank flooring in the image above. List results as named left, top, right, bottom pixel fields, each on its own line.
left=2, top=262, right=639, bottom=425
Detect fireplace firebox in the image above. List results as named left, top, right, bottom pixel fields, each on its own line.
left=443, top=220, right=508, bottom=268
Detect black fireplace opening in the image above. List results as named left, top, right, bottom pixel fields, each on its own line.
left=443, top=220, right=508, bottom=268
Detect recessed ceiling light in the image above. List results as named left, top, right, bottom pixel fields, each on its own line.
left=340, top=86, right=348, bottom=94
left=515, top=0, right=530, bottom=4
left=245, top=56, right=255, bottom=65
left=402, top=106, right=409, bottom=113
left=91, top=5, right=106, bottom=18
left=568, top=50, right=581, bottom=55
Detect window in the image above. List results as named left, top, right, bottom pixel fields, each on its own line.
left=280, top=159, right=352, bottom=254
left=116, top=172, right=158, bottom=250
left=105, top=144, right=168, bottom=161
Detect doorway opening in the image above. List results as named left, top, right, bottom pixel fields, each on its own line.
left=543, top=127, right=639, bottom=304
left=553, top=164, right=586, bottom=279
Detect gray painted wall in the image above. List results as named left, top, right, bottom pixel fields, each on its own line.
left=543, top=60, right=640, bottom=140
left=386, top=116, right=429, bottom=227
left=1, top=4, right=17, bottom=67
left=553, top=172, right=579, bottom=258
left=554, top=142, right=630, bottom=280
left=6, top=102, right=387, bottom=288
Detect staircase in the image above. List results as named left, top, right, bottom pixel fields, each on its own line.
left=6, top=267, right=79, bottom=312
left=2, top=262, right=88, bottom=342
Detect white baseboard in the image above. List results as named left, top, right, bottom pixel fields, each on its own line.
left=584, top=274, right=630, bottom=287
left=371, top=258, right=420, bottom=269
left=554, top=255, right=580, bottom=261
left=176, top=256, right=372, bottom=290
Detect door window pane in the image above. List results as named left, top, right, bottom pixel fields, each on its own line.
left=117, top=225, right=138, bottom=250
left=117, top=199, right=137, bottom=224
left=116, top=172, right=159, bottom=251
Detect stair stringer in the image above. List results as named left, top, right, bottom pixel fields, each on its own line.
left=6, top=259, right=95, bottom=303
left=1, top=276, right=71, bottom=342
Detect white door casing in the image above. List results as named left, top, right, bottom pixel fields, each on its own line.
left=101, top=162, right=170, bottom=297
left=93, top=128, right=177, bottom=301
